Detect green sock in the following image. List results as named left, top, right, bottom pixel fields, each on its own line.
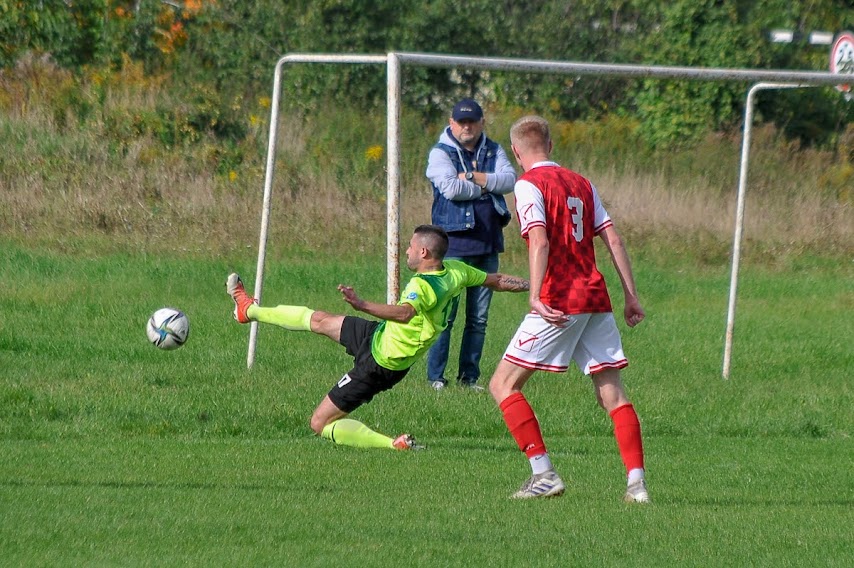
left=246, top=304, right=314, bottom=331
left=321, top=419, right=394, bottom=449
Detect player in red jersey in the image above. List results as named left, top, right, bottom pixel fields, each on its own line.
left=488, top=115, right=649, bottom=502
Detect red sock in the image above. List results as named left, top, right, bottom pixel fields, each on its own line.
left=610, top=403, right=645, bottom=473
left=499, top=392, right=546, bottom=458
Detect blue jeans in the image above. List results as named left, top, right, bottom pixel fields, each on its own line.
left=426, top=253, right=499, bottom=384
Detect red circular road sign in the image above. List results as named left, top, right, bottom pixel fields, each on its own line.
left=830, top=31, right=854, bottom=92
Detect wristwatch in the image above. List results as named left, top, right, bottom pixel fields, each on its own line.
left=465, top=172, right=474, bottom=182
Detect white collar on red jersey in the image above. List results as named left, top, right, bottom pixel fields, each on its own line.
left=530, top=161, right=559, bottom=169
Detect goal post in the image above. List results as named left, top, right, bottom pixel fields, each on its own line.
left=724, top=36, right=853, bottom=377
left=247, top=54, right=388, bottom=369
left=722, top=82, right=817, bottom=380
left=248, top=52, right=846, bottom=370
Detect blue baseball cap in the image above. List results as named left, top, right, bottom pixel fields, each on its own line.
left=452, top=98, right=483, bottom=121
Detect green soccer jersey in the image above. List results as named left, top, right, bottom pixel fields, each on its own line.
left=371, top=259, right=487, bottom=371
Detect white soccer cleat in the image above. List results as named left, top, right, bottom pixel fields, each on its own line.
left=624, top=479, right=651, bottom=503
left=511, top=470, right=566, bottom=499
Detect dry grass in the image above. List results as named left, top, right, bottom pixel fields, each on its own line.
left=590, top=165, right=852, bottom=253
left=1, top=129, right=850, bottom=263
left=0, top=70, right=850, bottom=263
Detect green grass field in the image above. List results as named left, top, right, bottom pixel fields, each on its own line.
left=1, top=242, right=852, bottom=567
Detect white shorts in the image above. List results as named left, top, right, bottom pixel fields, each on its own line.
left=502, top=312, right=628, bottom=375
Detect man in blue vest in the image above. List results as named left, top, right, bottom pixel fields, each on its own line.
left=425, top=98, right=517, bottom=391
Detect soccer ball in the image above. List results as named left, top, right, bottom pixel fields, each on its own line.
left=146, top=307, right=190, bottom=350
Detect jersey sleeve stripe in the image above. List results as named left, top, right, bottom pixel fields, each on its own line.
left=594, top=220, right=614, bottom=234
left=521, top=221, right=547, bottom=236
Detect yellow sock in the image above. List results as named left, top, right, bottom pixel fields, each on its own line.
left=247, top=305, right=314, bottom=331
left=321, top=419, right=394, bottom=449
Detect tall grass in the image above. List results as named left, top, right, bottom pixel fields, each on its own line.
left=0, top=55, right=851, bottom=263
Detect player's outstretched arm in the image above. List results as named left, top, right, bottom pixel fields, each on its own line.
left=482, top=273, right=529, bottom=292
left=338, top=285, right=416, bottom=323
left=598, top=226, right=645, bottom=327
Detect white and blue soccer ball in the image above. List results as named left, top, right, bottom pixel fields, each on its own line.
left=146, top=307, right=190, bottom=350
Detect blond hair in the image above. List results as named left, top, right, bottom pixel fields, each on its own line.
left=510, top=115, right=551, bottom=154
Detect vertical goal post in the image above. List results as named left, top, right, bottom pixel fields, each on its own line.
left=246, top=54, right=388, bottom=367
left=246, top=52, right=848, bottom=370
left=724, top=33, right=854, bottom=377
left=722, top=82, right=818, bottom=380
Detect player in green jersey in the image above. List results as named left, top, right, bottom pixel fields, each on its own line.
left=226, top=225, right=529, bottom=450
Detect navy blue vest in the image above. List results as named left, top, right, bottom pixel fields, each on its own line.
left=430, top=137, right=511, bottom=255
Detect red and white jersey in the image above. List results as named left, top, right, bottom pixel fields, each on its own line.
left=515, top=161, right=613, bottom=314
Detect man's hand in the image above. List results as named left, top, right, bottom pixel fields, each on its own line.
left=338, top=285, right=364, bottom=311
left=338, top=284, right=415, bottom=323
left=624, top=297, right=645, bottom=327
left=531, top=298, right=569, bottom=327
left=458, top=171, right=486, bottom=193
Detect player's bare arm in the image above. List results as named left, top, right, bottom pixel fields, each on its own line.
left=483, top=273, right=530, bottom=292
left=338, top=285, right=416, bottom=323
left=526, top=226, right=569, bottom=326
left=598, top=226, right=645, bottom=327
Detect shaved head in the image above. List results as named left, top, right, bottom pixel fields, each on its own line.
left=413, top=224, right=449, bottom=259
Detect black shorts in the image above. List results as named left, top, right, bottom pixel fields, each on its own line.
left=327, top=316, right=410, bottom=413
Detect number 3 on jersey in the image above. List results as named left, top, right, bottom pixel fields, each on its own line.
left=567, top=196, right=584, bottom=242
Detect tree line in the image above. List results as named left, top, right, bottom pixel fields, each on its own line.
left=1, top=0, right=852, bottom=147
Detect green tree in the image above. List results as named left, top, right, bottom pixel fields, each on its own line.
left=745, top=0, right=854, bottom=145
left=2, top=0, right=850, bottom=149
left=630, top=1, right=762, bottom=146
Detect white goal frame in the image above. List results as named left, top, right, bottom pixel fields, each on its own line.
left=722, top=82, right=819, bottom=379
left=246, top=52, right=845, bottom=370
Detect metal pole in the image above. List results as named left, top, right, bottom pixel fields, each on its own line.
left=393, top=52, right=845, bottom=86
left=722, top=82, right=812, bottom=379
left=386, top=54, right=402, bottom=303
left=246, top=58, right=287, bottom=369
